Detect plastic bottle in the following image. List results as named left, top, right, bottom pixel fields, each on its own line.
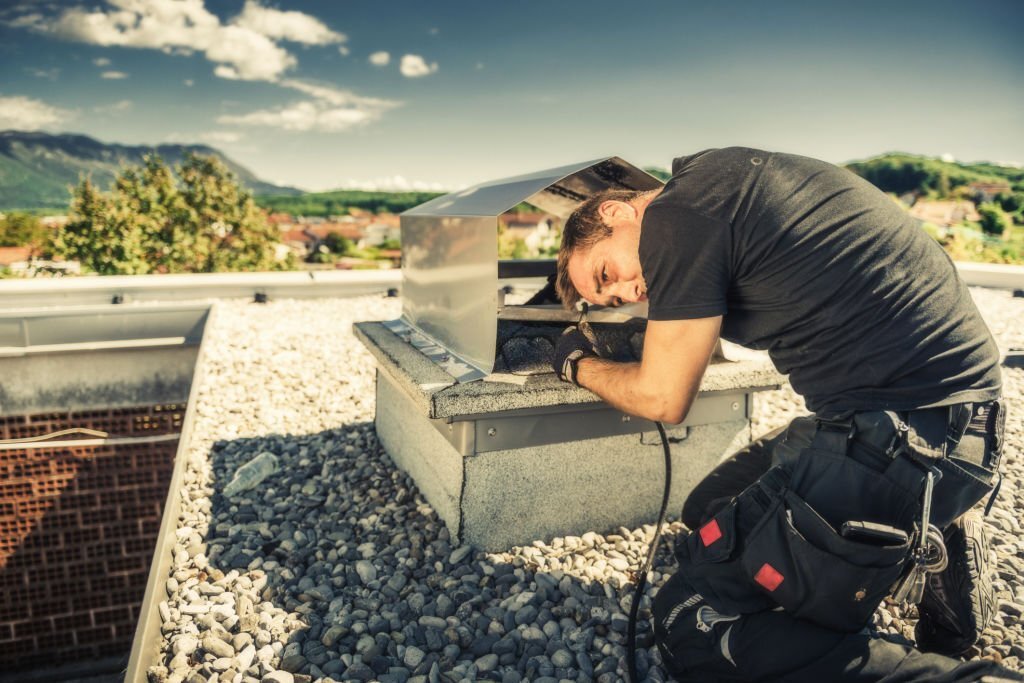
left=223, top=451, right=279, bottom=497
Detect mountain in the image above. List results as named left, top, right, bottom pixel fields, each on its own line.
left=0, top=130, right=302, bottom=211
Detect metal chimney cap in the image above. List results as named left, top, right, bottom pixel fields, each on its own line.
left=403, top=156, right=663, bottom=219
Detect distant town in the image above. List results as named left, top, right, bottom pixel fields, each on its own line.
left=0, top=142, right=1021, bottom=278
left=0, top=206, right=562, bottom=278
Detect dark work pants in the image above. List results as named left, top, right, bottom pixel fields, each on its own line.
left=656, top=412, right=1021, bottom=683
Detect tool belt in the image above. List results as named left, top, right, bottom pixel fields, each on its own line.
left=674, top=403, right=999, bottom=633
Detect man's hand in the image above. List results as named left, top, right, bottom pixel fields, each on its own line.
left=573, top=316, right=723, bottom=424
left=552, top=327, right=598, bottom=385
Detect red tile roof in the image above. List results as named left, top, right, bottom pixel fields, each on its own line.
left=0, top=246, right=32, bottom=266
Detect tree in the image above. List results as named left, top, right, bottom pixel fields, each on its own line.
left=0, top=212, right=49, bottom=252
left=977, top=203, right=1011, bottom=239
left=323, top=232, right=351, bottom=255
left=55, top=153, right=292, bottom=274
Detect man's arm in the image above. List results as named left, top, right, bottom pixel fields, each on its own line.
left=575, top=315, right=722, bottom=424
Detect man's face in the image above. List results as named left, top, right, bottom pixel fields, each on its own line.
left=566, top=224, right=647, bottom=307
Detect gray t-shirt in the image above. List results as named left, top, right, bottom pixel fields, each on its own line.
left=639, top=147, right=1001, bottom=417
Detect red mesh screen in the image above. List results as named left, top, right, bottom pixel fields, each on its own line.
left=0, top=405, right=182, bottom=672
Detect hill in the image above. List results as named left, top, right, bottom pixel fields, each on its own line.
left=844, top=152, right=1024, bottom=196
left=256, top=189, right=444, bottom=217
left=0, top=130, right=301, bottom=211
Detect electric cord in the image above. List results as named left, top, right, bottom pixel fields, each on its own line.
left=0, top=427, right=109, bottom=445
left=627, top=420, right=672, bottom=683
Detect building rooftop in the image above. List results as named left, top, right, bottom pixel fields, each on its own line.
left=143, top=288, right=1024, bottom=682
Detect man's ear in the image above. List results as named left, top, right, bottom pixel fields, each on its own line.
left=598, top=200, right=634, bottom=226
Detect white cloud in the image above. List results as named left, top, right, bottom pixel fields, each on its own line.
left=338, top=45, right=349, bottom=56
left=25, top=67, right=60, bottom=80
left=428, top=27, right=439, bottom=36
left=234, top=0, right=345, bottom=45
left=218, top=100, right=385, bottom=133
left=27, top=0, right=345, bottom=83
left=336, top=175, right=448, bottom=192
left=5, top=12, right=44, bottom=29
left=0, top=95, right=73, bottom=130
left=94, top=98, right=133, bottom=114
left=199, top=130, right=243, bottom=144
left=101, top=70, right=128, bottom=79
left=7, top=2, right=401, bottom=133
left=476, top=62, right=485, bottom=70
left=183, top=79, right=194, bottom=87
left=400, top=54, right=437, bottom=78
left=368, top=51, right=390, bottom=67
left=219, top=80, right=400, bottom=133
left=279, top=79, right=398, bottom=109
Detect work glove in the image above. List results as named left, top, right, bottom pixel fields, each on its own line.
left=552, top=326, right=598, bottom=385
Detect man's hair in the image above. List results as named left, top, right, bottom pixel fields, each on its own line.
left=556, top=189, right=645, bottom=309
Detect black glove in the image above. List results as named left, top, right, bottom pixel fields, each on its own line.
left=552, top=326, right=598, bottom=385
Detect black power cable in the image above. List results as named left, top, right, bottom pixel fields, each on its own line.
left=627, top=420, right=673, bottom=683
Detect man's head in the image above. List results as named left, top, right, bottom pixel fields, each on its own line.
left=556, top=188, right=661, bottom=309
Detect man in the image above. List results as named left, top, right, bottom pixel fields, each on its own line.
left=551, top=148, right=1017, bottom=681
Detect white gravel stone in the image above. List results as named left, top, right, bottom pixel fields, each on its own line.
left=151, top=291, right=1024, bottom=680
left=354, top=559, right=377, bottom=584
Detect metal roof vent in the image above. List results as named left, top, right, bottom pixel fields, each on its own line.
left=395, top=157, right=663, bottom=381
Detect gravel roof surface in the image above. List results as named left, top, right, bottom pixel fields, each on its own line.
left=149, top=288, right=1024, bottom=683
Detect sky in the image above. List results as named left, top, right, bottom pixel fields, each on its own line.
left=0, top=0, right=1022, bottom=192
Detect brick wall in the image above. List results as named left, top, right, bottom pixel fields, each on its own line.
left=0, top=405, right=183, bottom=673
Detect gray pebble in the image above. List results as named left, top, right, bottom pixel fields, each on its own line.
left=475, top=653, right=499, bottom=672
left=404, top=646, right=426, bottom=668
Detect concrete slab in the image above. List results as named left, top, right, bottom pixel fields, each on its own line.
left=360, top=320, right=783, bottom=550
left=355, top=321, right=785, bottom=419
left=376, top=362, right=750, bottom=549
left=461, top=420, right=750, bottom=549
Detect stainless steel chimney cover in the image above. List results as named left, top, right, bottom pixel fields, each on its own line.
left=398, top=157, right=663, bottom=381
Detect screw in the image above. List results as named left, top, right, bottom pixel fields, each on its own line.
left=622, top=415, right=631, bottom=422
left=487, top=428, right=497, bottom=437
left=732, top=401, right=740, bottom=411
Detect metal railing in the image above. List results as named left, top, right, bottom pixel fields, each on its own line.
left=0, top=270, right=401, bottom=310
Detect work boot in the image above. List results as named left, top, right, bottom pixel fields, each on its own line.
left=915, top=509, right=997, bottom=656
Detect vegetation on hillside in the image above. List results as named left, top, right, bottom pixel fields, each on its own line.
left=0, top=130, right=299, bottom=211
left=845, top=153, right=1024, bottom=201
left=0, top=212, right=48, bottom=250
left=847, top=154, right=1024, bottom=265
left=644, top=167, right=672, bottom=182
left=56, top=153, right=292, bottom=275
left=256, top=190, right=442, bottom=217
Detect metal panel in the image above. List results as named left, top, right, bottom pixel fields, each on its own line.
left=497, top=259, right=556, bottom=279
left=0, top=270, right=400, bottom=310
left=400, top=214, right=497, bottom=378
left=431, top=391, right=748, bottom=454
left=125, top=307, right=215, bottom=683
left=405, top=157, right=662, bottom=219
left=0, top=304, right=208, bottom=349
left=399, top=158, right=662, bottom=379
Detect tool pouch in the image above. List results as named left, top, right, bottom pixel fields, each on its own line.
left=676, top=412, right=923, bottom=632
left=742, top=451, right=914, bottom=630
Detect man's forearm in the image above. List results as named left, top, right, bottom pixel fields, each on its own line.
left=575, top=356, right=694, bottom=424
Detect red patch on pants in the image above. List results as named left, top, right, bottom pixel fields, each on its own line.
left=699, top=519, right=722, bottom=546
left=754, top=563, right=784, bottom=591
